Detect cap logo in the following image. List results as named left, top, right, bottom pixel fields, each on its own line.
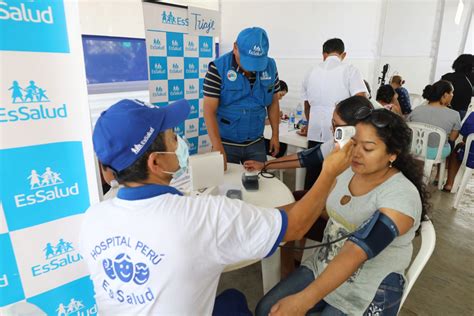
left=131, top=127, right=155, bottom=155
left=227, top=70, right=237, bottom=82
left=248, top=45, right=263, bottom=56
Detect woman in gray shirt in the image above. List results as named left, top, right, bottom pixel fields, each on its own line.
left=407, top=80, right=461, bottom=160
left=256, top=109, right=430, bottom=316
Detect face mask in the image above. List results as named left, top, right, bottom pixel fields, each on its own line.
left=158, top=135, right=190, bottom=179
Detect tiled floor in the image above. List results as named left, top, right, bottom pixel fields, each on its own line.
left=217, top=169, right=474, bottom=315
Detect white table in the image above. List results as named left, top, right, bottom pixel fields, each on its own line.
left=221, top=163, right=295, bottom=294
left=264, top=123, right=308, bottom=190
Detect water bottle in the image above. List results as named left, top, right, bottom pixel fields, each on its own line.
left=296, top=103, right=303, bottom=121
left=288, top=112, right=295, bottom=130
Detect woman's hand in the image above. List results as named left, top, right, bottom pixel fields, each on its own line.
left=243, top=160, right=265, bottom=171
left=269, top=293, right=313, bottom=316
left=322, top=140, right=354, bottom=178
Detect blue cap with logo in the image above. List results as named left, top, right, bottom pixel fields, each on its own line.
left=93, top=99, right=190, bottom=172
left=236, top=27, right=269, bottom=72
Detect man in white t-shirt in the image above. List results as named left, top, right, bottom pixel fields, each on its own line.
left=301, top=38, right=367, bottom=189
left=78, top=99, right=353, bottom=315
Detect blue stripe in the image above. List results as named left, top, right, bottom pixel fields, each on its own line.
left=117, top=184, right=182, bottom=200
left=265, top=209, right=288, bottom=258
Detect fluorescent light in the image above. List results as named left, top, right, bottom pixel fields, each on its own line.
left=455, top=0, right=464, bottom=25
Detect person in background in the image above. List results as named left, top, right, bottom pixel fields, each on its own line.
left=79, top=99, right=354, bottom=316
left=265, top=80, right=289, bottom=158
left=256, top=108, right=429, bottom=316
left=390, top=75, right=412, bottom=114
left=408, top=80, right=461, bottom=162
left=376, top=84, right=402, bottom=115
left=441, top=54, right=474, bottom=120
left=301, top=38, right=367, bottom=189
left=443, top=112, right=474, bottom=192
left=203, top=27, right=281, bottom=170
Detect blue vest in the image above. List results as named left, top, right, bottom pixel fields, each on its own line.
left=213, top=52, right=277, bottom=143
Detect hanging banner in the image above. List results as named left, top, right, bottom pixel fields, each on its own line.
left=142, top=1, right=220, bottom=155
left=0, top=0, right=99, bottom=314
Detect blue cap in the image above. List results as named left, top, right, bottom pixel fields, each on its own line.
left=236, top=27, right=269, bottom=72
left=93, top=99, right=190, bottom=172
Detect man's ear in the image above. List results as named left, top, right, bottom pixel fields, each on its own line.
left=147, top=152, right=164, bottom=175
left=322, top=52, right=328, bottom=60
left=341, top=52, right=347, bottom=60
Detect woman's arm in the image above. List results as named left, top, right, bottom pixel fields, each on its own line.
left=270, top=207, right=414, bottom=316
left=243, top=153, right=301, bottom=171
left=449, top=130, right=460, bottom=142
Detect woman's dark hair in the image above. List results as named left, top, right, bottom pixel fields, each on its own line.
left=279, top=80, right=288, bottom=92
left=358, top=109, right=430, bottom=220
left=376, top=84, right=396, bottom=104
left=112, top=131, right=167, bottom=183
left=452, top=54, right=473, bottom=74
left=323, top=38, right=345, bottom=54
left=335, top=95, right=373, bottom=125
left=422, top=80, right=453, bottom=102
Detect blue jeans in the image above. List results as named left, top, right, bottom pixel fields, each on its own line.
left=223, top=138, right=267, bottom=164
left=255, top=266, right=404, bottom=316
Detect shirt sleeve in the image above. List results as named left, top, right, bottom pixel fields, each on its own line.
left=211, top=196, right=287, bottom=265
left=273, top=71, right=281, bottom=94
left=453, top=111, right=462, bottom=130
left=348, top=67, right=368, bottom=96
left=377, top=175, right=422, bottom=226
left=460, top=113, right=474, bottom=136
left=301, top=68, right=312, bottom=101
left=203, top=62, right=222, bottom=98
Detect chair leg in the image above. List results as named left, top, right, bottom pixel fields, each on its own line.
left=438, top=161, right=447, bottom=190
left=423, top=160, right=434, bottom=184
left=454, top=168, right=473, bottom=208
left=451, top=166, right=465, bottom=193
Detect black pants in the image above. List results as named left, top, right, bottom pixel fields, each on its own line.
left=264, top=139, right=288, bottom=158
left=304, top=140, right=323, bottom=190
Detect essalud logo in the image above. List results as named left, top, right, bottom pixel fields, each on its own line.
left=169, top=85, right=182, bottom=97
left=248, top=45, right=263, bottom=56
left=151, top=63, right=166, bottom=76
left=14, top=167, right=79, bottom=208
left=31, top=238, right=83, bottom=277
left=186, top=84, right=197, bottom=95
left=150, top=38, right=165, bottom=51
left=152, top=86, right=166, bottom=98
left=186, top=40, right=197, bottom=51
left=2, top=80, right=67, bottom=123
left=56, top=298, right=97, bottom=316
left=0, top=1, right=54, bottom=24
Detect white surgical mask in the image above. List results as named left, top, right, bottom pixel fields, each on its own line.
left=157, top=135, right=190, bottom=179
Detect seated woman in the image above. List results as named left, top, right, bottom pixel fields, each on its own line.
left=407, top=80, right=461, bottom=160
left=375, top=84, right=402, bottom=115
left=443, top=112, right=474, bottom=192
left=256, top=108, right=429, bottom=316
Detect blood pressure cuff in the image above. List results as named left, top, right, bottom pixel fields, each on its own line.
left=297, top=144, right=324, bottom=168
left=348, top=210, right=399, bottom=259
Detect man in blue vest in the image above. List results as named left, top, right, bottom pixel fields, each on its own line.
left=203, top=27, right=281, bottom=170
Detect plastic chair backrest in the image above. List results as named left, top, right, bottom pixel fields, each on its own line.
left=407, top=122, right=447, bottom=163
left=399, top=219, right=436, bottom=310
left=461, top=103, right=473, bottom=126
left=460, top=133, right=474, bottom=168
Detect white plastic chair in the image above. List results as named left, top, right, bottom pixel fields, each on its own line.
left=399, top=218, right=436, bottom=312
left=460, top=102, right=473, bottom=126
left=451, top=133, right=474, bottom=208
left=407, top=122, right=448, bottom=189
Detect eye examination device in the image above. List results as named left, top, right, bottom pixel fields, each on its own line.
left=334, top=126, right=356, bottom=148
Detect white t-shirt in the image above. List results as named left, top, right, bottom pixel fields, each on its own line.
left=302, top=56, right=367, bottom=142
left=78, top=185, right=285, bottom=316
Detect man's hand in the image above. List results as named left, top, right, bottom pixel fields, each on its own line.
left=269, top=136, right=280, bottom=157
left=298, top=125, right=308, bottom=136
left=322, top=140, right=354, bottom=178
left=243, top=160, right=264, bottom=171
left=269, top=293, right=313, bottom=316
